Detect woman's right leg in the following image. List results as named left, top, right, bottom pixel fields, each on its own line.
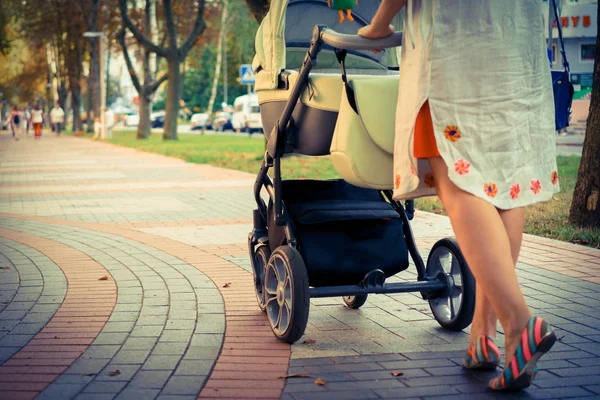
left=427, top=156, right=530, bottom=366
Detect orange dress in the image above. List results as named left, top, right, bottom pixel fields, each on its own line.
left=413, top=100, right=440, bottom=159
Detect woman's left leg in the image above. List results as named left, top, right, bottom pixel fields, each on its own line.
left=469, top=208, right=526, bottom=345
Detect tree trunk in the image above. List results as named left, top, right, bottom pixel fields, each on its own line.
left=90, top=39, right=101, bottom=121
left=206, top=0, right=229, bottom=133
left=71, top=84, right=82, bottom=132
left=137, top=94, right=152, bottom=139
left=569, top=6, right=600, bottom=228
left=86, top=75, right=94, bottom=132
left=163, top=58, right=181, bottom=140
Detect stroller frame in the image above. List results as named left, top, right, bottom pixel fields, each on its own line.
left=249, top=25, right=475, bottom=343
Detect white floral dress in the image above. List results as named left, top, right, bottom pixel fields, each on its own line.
left=393, top=0, right=560, bottom=209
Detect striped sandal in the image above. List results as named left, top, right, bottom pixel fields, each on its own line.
left=489, top=316, right=556, bottom=391
left=463, top=335, right=501, bottom=370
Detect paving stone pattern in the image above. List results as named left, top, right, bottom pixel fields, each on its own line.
left=1, top=134, right=600, bottom=399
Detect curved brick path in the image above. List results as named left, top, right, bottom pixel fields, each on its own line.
left=1, top=132, right=600, bottom=400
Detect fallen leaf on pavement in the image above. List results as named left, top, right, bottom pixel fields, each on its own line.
left=314, top=378, right=326, bottom=386
left=108, top=370, right=121, bottom=376
left=391, top=371, right=404, bottom=377
left=302, top=339, right=316, bottom=344
left=98, top=276, right=110, bottom=281
left=278, top=374, right=311, bottom=379
left=0, top=266, right=10, bottom=270
left=222, top=282, right=231, bottom=288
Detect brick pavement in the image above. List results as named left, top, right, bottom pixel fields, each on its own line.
left=0, top=132, right=599, bottom=399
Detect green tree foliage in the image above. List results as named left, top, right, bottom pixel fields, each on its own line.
left=176, top=1, right=258, bottom=113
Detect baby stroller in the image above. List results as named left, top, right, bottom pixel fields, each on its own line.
left=248, top=0, right=476, bottom=343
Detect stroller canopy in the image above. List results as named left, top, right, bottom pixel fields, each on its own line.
left=253, top=0, right=402, bottom=91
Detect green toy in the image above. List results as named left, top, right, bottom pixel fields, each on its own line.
left=327, top=0, right=358, bottom=24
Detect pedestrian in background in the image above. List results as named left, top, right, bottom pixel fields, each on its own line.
left=10, top=106, right=21, bottom=141
left=20, top=107, right=30, bottom=137
left=105, top=107, right=114, bottom=139
left=31, top=104, right=44, bottom=139
left=50, top=103, right=65, bottom=136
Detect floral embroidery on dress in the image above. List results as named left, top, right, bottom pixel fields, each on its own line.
left=424, top=173, right=436, bottom=188
left=551, top=171, right=559, bottom=185
left=530, top=179, right=542, bottom=194
left=510, top=184, right=521, bottom=200
left=484, top=183, right=498, bottom=198
left=454, top=159, right=470, bottom=175
left=395, top=174, right=401, bottom=189
left=444, top=125, right=461, bottom=142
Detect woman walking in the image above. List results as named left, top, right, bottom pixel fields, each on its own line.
left=10, top=106, right=21, bottom=141
left=31, top=104, right=44, bottom=139
left=359, top=0, right=559, bottom=391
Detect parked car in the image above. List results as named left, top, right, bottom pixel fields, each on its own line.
left=232, top=94, right=263, bottom=133
left=190, top=113, right=209, bottom=130
left=125, top=113, right=139, bottom=127
left=211, top=111, right=233, bottom=132
left=151, top=111, right=165, bottom=128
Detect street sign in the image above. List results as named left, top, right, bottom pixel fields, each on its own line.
left=239, top=64, right=255, bottom=85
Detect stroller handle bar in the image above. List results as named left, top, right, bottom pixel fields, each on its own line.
left=320, top=28, right=403, bottom=51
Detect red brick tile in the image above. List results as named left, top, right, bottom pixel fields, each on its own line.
left=3, top=359, right=75, bottom=367
left=209, top=371, right=287, bottom=381
left=212, top=363, right=290, bottom=373
left=21, top=345, right=89, bottom=353
left=219, top=349, right=290, bottom=358
left=0, top=366, right=67, bottom=375
left=199, top=388, right=282, bottom=398
left=0, top=391, right=38, bottom=400
left=10, top=352, right=83, bottom=360
left=0, top=374, right=58, bottom=383
left=203, top=379, right=285, bottom=389
left=27, top=338, right=95, bottom=346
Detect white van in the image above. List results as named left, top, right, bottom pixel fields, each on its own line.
left=232, top=93, right=262, bottom=133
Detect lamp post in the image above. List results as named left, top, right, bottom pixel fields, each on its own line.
left=83, top=31, right=106, bottom=139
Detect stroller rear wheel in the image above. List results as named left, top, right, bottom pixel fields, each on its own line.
left=252, top=245, right=271, bottom=312
left=264, top=246, right=309, bottom=343
left=426, top=238, right=475, bottom=331
left=343, top=295, right=368, bottom=309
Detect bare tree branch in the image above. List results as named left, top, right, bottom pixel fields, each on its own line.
left=117, top=28, right=143, bottom=94
left=148, top=73, right=168, bottom=93
left=163, top=0, right=178, bottom=51
left=179, top=0, right=206, bottom=59
left=118, top=0, right=168, bottom=57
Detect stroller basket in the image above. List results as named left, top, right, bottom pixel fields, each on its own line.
left=268, top=180, right=409, bottom=287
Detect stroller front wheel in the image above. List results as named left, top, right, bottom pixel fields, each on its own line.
left=426, top=238, right=476, bottom=331
left=264, top=246, right=309, bottom=343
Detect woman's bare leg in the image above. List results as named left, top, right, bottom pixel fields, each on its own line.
left=427, top=157, right=530, bottom=366
left=469, top=208, right=525, bottom=345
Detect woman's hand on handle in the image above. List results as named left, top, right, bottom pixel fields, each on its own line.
left=357, top=24, right=395, bottom=40
left=357, top=0, right=407, bottom=52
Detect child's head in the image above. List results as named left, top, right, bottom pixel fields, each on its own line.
left=94, top=117, right=100, bottom=123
